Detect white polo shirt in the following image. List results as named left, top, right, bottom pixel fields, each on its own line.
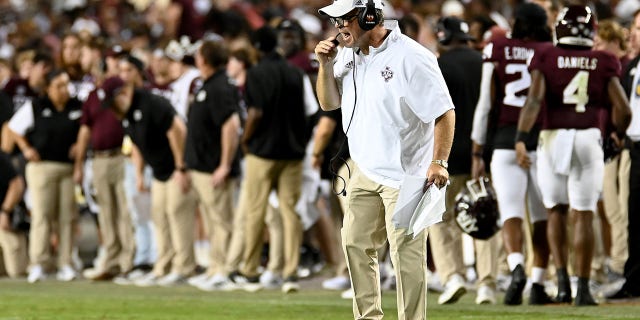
left=333, top=21, right=454, bottom=189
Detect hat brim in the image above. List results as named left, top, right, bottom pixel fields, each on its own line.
left=319, top=2, right=360, bottom=18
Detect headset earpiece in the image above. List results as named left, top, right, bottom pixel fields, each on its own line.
left=358, top=0, right=379, bottom=31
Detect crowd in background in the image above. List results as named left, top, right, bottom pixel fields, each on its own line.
left=0, top=0, right=640, bottom=309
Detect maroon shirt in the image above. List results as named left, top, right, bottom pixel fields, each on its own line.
left=529, top=46, right=620, bottom=130
left=2, top=77, right=38, bottom=112
left=484, top=36, right=552, bottom=127
left=80, top=89, right=124, bottom=151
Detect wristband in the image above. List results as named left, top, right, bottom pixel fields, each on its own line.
left=472, top=152, right=483, bottom=158
left=515, top=130, right=530, bottom=144
left=177, top=166, right=187, bottom=173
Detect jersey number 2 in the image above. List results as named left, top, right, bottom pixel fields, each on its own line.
left=503, top=64, right=530, bottom=108
left=563, top=71, right=589, bottom=113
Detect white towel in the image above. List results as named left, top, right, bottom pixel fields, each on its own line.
left=551, top=129, right=576, bottom=176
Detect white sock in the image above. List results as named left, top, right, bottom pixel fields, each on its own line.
left=531, top=267, right=546, bottom=284
left=507, top=253, right=525, bottom=271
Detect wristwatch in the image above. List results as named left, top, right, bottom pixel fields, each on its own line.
left=431, top=159, right=448, bottom=170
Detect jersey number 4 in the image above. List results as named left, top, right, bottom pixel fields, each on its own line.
left=563, top=71, right=589, bottom=113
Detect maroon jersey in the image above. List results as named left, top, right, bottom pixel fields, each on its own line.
left=2, top=77, right=38, bottom=112
left=80, top=90, right=124, bottom=150
left=529, top=46, right=620, bottom=130
left=146, top=82, right=174, bottom=103
left=484, top=36, right=552, bottom=127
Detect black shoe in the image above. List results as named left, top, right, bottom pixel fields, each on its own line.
left=529, top=283, right=554, bottom=305
left=554, top=290, right=572, bottom=303
left=575, top=291, right=598, bottom=306
left=504, top=265, right=526, bottom=305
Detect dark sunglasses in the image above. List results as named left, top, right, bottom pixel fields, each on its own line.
left=330, top=11, right=360, bottom=27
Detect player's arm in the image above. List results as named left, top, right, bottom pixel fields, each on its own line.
left=514, top=69, right=545, bottom=169
left=607, top=77, right=631, bottom=135
left=516, top=69, right=545, bottom=141
left=470, top=62, right=496, bottom=179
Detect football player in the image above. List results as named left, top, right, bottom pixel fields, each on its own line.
left=470, top=2, right=554, bottom=305
left=515, top=5, right=631, bottom=306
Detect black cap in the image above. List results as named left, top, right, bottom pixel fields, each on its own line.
left=251, top=26, right=278, bottom=53
left=436, top=17, right=475, bottom=45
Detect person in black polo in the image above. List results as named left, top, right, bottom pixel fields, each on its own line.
left=99, top=76, right=197, bottom=287
left=238, top=26, right=317, bottom=293
left=8, top=70, right=82, bottom=283
left=184, top=40, right=242, bottom=290
left=0, top=151, right=28, bottom=278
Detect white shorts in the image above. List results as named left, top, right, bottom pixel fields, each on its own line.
left=537, top=128, right=603, bottom=212
left=490, top=149, right=547, bottom=225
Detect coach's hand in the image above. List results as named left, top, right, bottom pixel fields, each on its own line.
left=426, top=164, right=449, bottom=192
left=314, top=35, right=339, bottom=66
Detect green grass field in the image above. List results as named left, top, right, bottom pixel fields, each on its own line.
left=0, top=279, right=639, bottom=319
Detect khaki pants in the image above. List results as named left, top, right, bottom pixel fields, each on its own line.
left=150, top=176, right=197, bottom=276
left=429, top=174, right=498, bottom=288
left=602, top=150, right=630, bottom=274
left=191, top=171, right=235, bottom=275
left=26, top=161, right=76, bottom=268
left=0, top=228, right=28, bottom=277
left=223, top=180, right=245, bottom=273
left=344, top=165, right=427, bottom=320
left=240, top=154, right=303, bottom=279
left=92, top=155, right=135, bottom=272
left=265, top=204, right=284, bottom=274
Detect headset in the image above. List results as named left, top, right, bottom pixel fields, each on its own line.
left=358, top=0, right=381, bottom=31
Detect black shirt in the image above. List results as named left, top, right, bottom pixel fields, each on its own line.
left=0, top=91, right=12, bottom=142
left=0, top=152, right=17, bottom=203
left=185, top=70, right=241, bottom=175
left=28, top=97, right=82, bottom=163
left=122, top=89, right=176, bottom=181
left=245, top=52, right=310, bottom=160
left=438, top=46, right=482, bottom=175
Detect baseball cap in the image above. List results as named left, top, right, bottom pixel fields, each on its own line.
left=436, top=16, right=475, bottom=43
left=165, top=40, right=185, bottom=61
left=318, top=0, right=384, bottom=18
left=514, top=2, right=547, bottom=26
left=98, top=76, right=125, bottom=109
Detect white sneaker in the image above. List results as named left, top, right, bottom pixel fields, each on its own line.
left=438, top=274, right=467, bottom=305
left=475, top=285, right=496, bottom=304
left=427, top=270, right=444, bottom=293
left=197, top=273, right=231, bottom=291
left=28, top=265, right=46, bottom=283
left=282, top=280, right=300, bottom=294
left=260, top=270, right=283, bottom=289
left=134, top=272, right=160, bottom=287
left=341, top=288, right=354, bottom=299
left=157, top=272, right=187, bottom=287
left=57, top=265, right=77, bottom=282
left=322, top=276, right=351, bottom=290
left=187, top=273, right=210, bottom=287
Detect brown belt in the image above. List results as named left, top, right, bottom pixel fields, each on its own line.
left=92, top=148, right=122, bottom=157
